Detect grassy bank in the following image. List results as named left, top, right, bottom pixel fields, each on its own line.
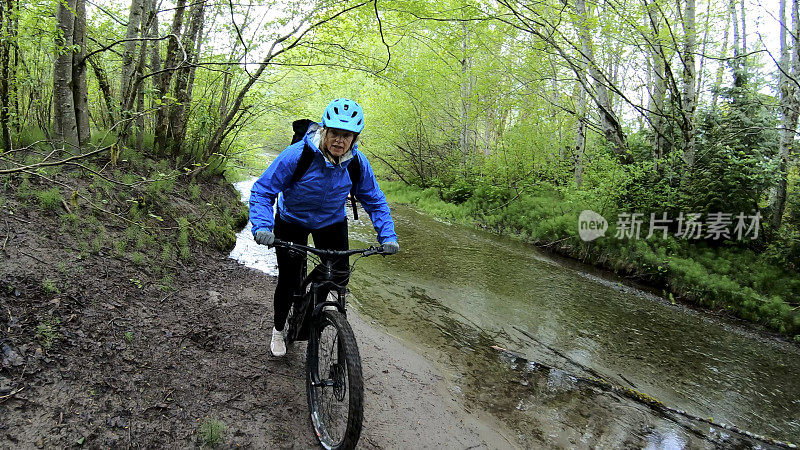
left=380, top=181, right=800, bottom=340
left=1, top=137, right=249, bottom=293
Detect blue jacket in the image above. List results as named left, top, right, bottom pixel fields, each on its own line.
left=249, top=126, right=397, bottom=244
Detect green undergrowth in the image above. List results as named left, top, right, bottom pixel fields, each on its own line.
left=381, top=181, right=800, bottom=339
left=2, top=134, right=249, bottom=291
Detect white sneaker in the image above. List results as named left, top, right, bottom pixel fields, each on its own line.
left=271, top=327, right=286, bottom=357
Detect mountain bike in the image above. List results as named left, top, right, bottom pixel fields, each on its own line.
left=271, top=238, right=391, bottom=450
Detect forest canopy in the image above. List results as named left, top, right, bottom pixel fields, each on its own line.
left=1, top=0, right=798, bottom=334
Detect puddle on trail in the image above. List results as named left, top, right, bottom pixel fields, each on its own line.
left=231, top=176, right=800, bottom=448
left=229, top=178, right=277, bottom=276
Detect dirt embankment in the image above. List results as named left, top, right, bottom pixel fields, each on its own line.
left=1, top=169, right=513, bottom=448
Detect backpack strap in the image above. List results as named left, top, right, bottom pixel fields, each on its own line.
left=291, top=144, right=315, bottom=184
left=347, top=154, right=361, bottom=220
left=347, top=154, right=361, bottom=192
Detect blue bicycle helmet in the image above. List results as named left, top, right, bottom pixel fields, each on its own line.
left=321, top=98, right=364, bottom=133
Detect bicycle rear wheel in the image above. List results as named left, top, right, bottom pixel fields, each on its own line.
left=306, top=310, right=363, bottom=450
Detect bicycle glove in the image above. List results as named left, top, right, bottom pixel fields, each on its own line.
left=254, top=229, right=275, bottom=246
left=382, top=241, right=399, bottom=254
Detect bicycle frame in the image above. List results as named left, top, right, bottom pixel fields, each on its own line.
left=299, top=257, right=348, bottom=318
left=273, top=239, right=384, bottom=389
left=301, top=258, right=349, bottom=389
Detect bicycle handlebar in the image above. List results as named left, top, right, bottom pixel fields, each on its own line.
left=270, top=238, right=388, bottom=258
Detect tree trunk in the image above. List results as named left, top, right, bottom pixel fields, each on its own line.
left=740, top=0, right=746, bottom=57
left=219, top=42, right=240, bottom=120
left=772, top=0, right=800, bottom=229
left=695, top=0, right=713, bottom=101
left=681, top=0, right=697, bottom=168
left=575, top=0, right=629, bottom=163
left=134, top=22, right=149, bottom=151
left=575, top=0, right=633, bottom=163
left=120, top=0, right=156, bottom=146
left=120, top=0, right=144, bottom=108
left=574, top=24, right=589, bottom=188
left=730, top=0, right=744, bottom=87
left=72, top=0, right=90, bottom=146
left=88, top=55, right=116, bottom=128
left=184, top=7, right=209, bottom=111
left=9, top=0, right=17, bottom=134
left=711, top=4, right=731, bottom=110
left=147, top=0, right=160, bottom=136
left=168, top=0, right=205, bottom=156
left=648, top=4, right=667, bottom=165
left=0, top=0, right=10, bottom=151
left=154, top=0, right=186, bottom=156
left=53, top=0, right=79, bottom=150
left=459, top=22, right=474, bottom=168
left=574, top=78, right=586, bottom=188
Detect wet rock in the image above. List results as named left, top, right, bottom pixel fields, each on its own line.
left=0, top=375, right=13, bottom=394
left=1, top=344, right=24, bottom=367
left=106, top=415, right=130, bottom=429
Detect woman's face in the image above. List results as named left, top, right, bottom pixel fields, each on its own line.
left=324, top=128, right=356, bottom=157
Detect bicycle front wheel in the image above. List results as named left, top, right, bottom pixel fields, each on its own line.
left=306, top=310, right=363, bottom=450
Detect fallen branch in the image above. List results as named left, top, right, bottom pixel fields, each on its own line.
left=0, top=386, right=25, bottom=403
left=540, top=236, right=572, bottom=248
left=18, top=250, right=47, bottom=265
left=0, top=145, right=111, bottom=175
left=512, top=325, right=607, bottom=381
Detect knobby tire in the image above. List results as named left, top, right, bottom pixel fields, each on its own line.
left=306, top=310, right=363, bottom=450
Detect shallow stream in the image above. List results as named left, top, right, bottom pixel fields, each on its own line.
left=231, top=176, right=799, bottom=448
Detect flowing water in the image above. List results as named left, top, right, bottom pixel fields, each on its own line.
left=232, top=176, right=800, bottom=448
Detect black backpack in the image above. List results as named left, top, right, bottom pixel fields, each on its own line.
left=290, top=119, right=361, bottom=220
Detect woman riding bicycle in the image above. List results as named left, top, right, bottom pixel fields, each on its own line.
left=249, top=98, right=399, bottom=357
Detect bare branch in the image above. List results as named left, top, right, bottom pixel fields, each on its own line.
left=0, top=146, right=111, bottom=175
left=374, top=0, right=390, bottom=72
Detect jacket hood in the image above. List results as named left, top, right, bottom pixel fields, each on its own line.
left=304, top=122, right=356, bottom=166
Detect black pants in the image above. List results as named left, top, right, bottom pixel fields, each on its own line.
left=273, top=215, right=349, bottom=331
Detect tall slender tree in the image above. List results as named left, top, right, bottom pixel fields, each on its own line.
left=647, top=2, right=667, bottom=164
left=168, top=0, right=205, bottom=156
left=154, top=0, right=186, bottom=155
left=773, top=0, right=800, bottom=228
left=120, top=0, right=144, bottom=108
left=574, top=0, right=629, bottom=163
left=710, top=2, right=731, bottom=110
left=0, top=0, right=10, bottom=151
left=53, top=0, right=79, bottom=149
left=73, top=0, right=90, bottom=146
left=681, top=0, right=697, bottom=167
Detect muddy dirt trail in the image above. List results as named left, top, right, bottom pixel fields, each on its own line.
left=0, top=194, right=513, bottom=448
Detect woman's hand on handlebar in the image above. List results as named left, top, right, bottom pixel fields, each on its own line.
left=379, top=241, right=399, bottom=255
left=254, top=229, right=275, bottom=246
